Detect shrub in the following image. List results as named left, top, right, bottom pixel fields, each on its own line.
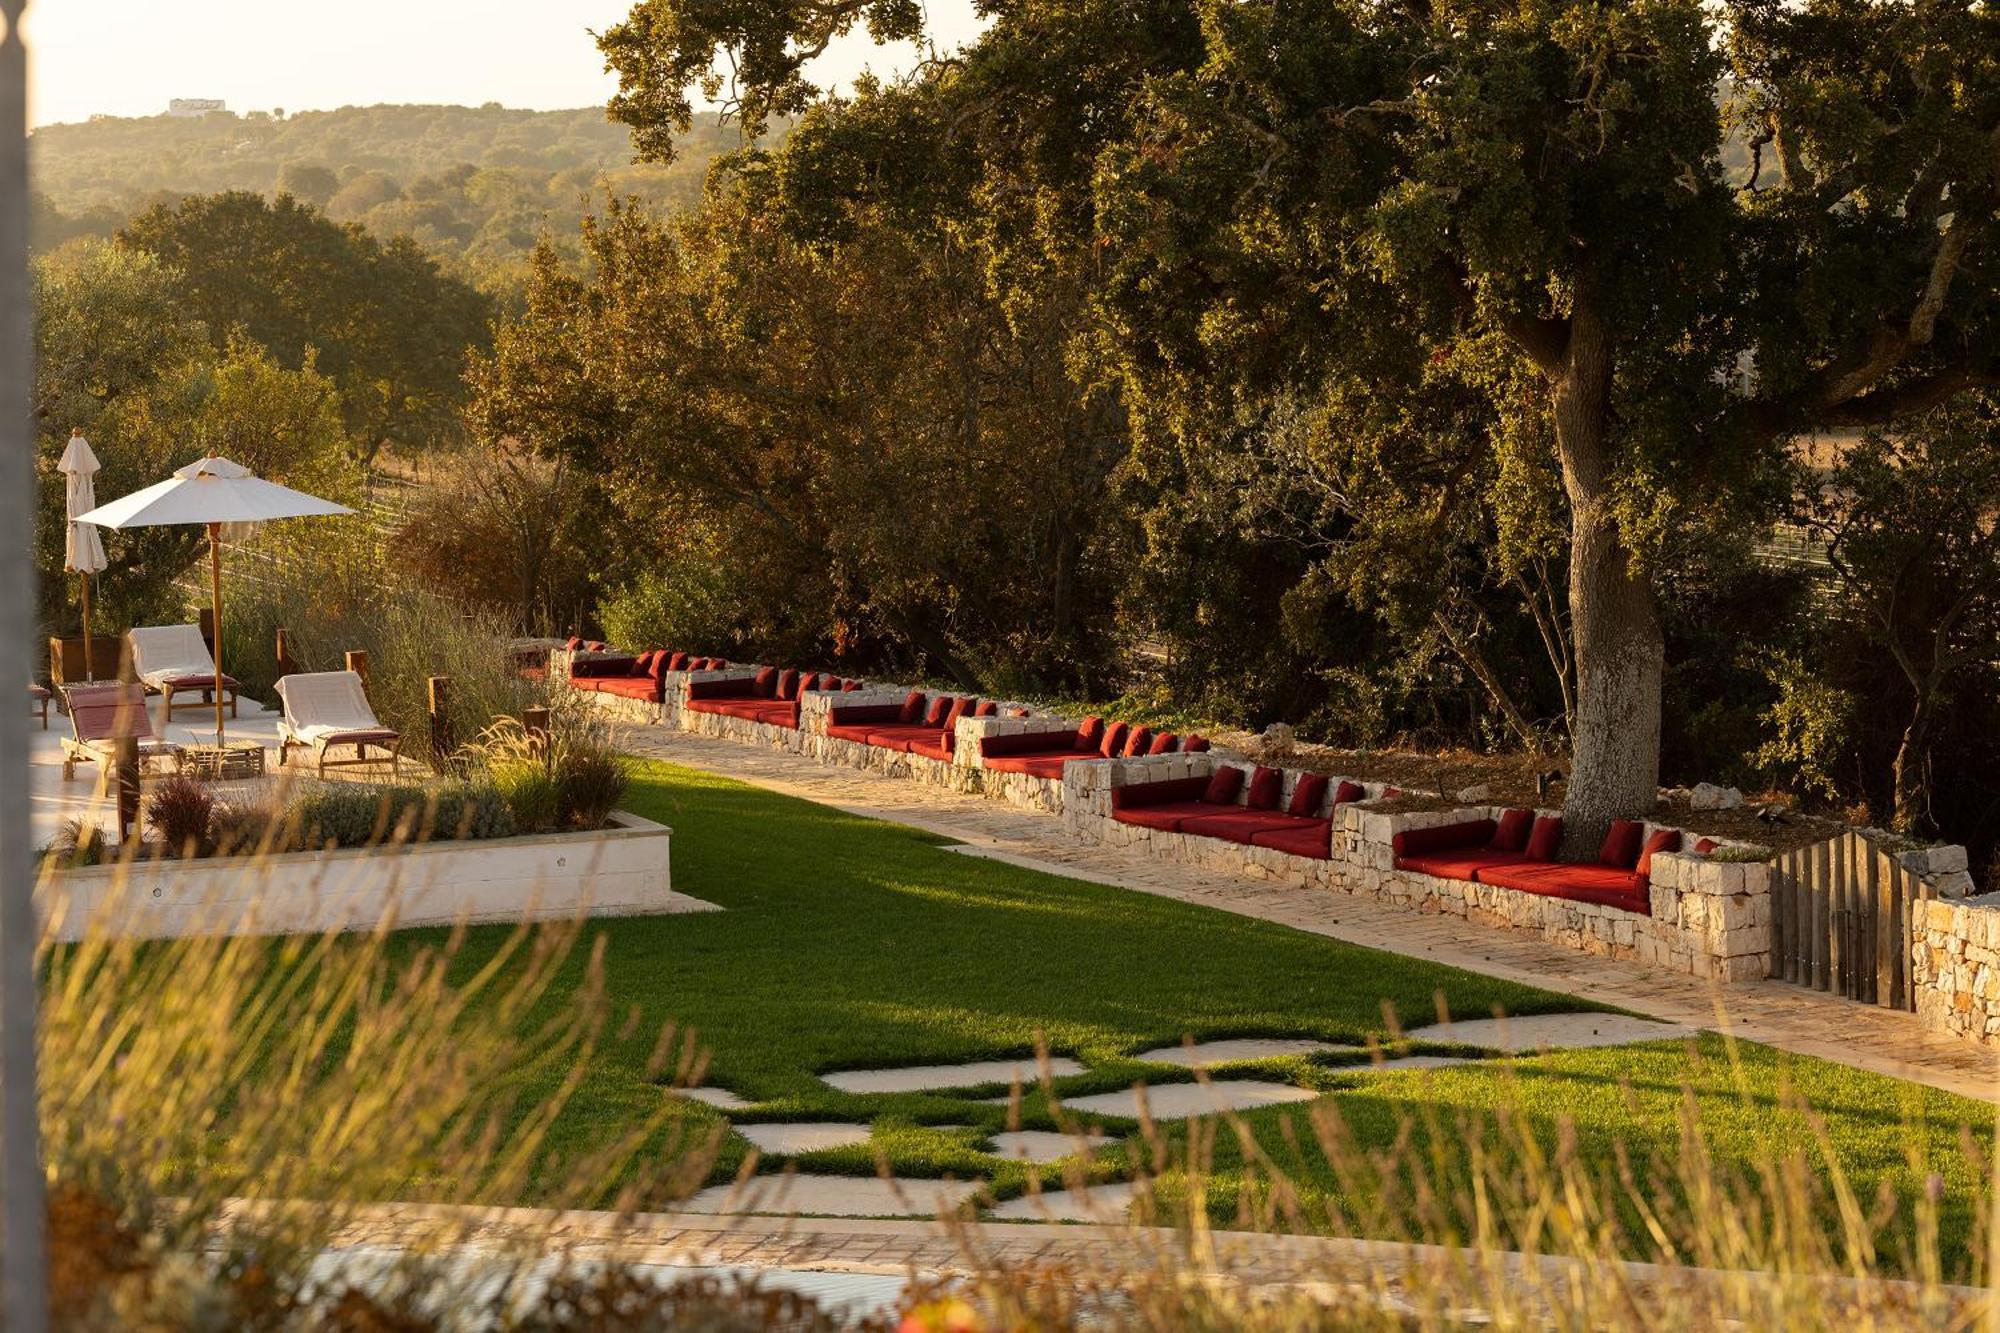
left=471, top=699, right=629, bottom=833
left=145, top=774, right=215, bottom=855
left=44, top=819, right=108, bottom=869
left=287, top=781, right=515, bottom=849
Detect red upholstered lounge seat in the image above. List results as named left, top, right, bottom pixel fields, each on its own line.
left=591, top=677, right=662, bottom=701
left=686, top=696, right=800, bottom=728
left=1248, top=821, right=1333, bottom=860
left=1476, top=862, right=1650, bottom=914
left=862, top=723, right=944, bottom=753
left=982, top=753, right=1073, bottom=779
left=1398, top=849, right=1532, bottom=881
left=1178, top=809, right=1314, bottom=845
left=1114, top=801, right=1220, bottom=832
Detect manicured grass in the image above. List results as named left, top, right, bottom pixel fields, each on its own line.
left=395, top=761, right=1992, bottom=1269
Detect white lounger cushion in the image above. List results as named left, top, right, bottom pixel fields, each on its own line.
left=127, top=624, right=219, bottom=690
left=275, top=670, right=391, bottom=745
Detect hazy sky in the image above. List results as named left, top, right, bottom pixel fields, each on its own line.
left=24, top=1, right=986, bottom=128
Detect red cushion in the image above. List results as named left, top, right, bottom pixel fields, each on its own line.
left=843, top=679, right=863, bottom=692
left=907, top=735, right=952, bottom=762
left=944, top=697, right=974, bottom=732
left=753, top=666, right=779, bottom=698
left=1180, top=810, right=1312, bottom=845
left=1287, top=773, right=1328, bottom=818
left=1113, top=800, right=1221, bottom=832
left=899, top=690, right=927, bottom=724
left=864, top=723, right=944, bottom=753
left=924, top=695, right=956, bottom=727
left=585, top=641, right=606, bottom=652
left=1148, top=732, right=1179, bottom=755
left=1637, top=828, right=1682, bottom=876
left=1598, top=819, right=1645, bottom=870
left=830, top=703, right=904, bottom=728
left=647, top=652, right=673, bottom=682
left=1203, top=766, right=1244, bottom=805
left=1476, top=863, right=1650, bottom=914
left=825, top=723, right=879, bottom=743
left=1248, top=821, right=1333, bottom=860
left=1694, top=837, right=1719, bottom=855
left=593, top=676, right=659, bottom=701
left=974, top=700, right=997, bottom=717
left=1491, top=808, right=1534, bottom=853
left=564, top=636, right=581, bottom=651
left=1098, top=721, right=1129, bottom=758
left=687, top=697, right=799, bottom=727
left=983, top=753, right=1072, bottom=779
left=777, top=669, right=800, bottom=700
left=1006, top=706, right=1029, bottom=717
left=1122, top=725, right=1154, bottom=758
left=1074, top=716, right=1105, bottom=753
left=627, top=650, right=655, bottom=676
left=1111, top=776, right=1210, bottom=810
left=983, top=730, right=1078, bottom=759
left=1333, top=780, right=1364, bottom=806
left=1526, top=815, right=1564, bottom=861
left=797, top=672, right=819, bottom=694
left=163, top=672, right=241, bottom=690
left=1245, top=766, right=1282, bottom=811
left=1398, top=849, right=1532, bottom=882
left=1183, top=735, right=1210, bottom=753
left=1392, top=820, right=1495, bottom=858
left=667, top=651, right=690, bottom=671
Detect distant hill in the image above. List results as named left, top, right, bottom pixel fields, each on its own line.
left=28, top=103, right=761, bottom=291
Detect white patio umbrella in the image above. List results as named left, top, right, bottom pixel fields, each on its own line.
left=58, top=428, right=108, bottom=682
left=76, top=456, right=353, bottom=742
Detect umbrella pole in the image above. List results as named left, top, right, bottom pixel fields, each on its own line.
left=79, top=570, right=91, bottom=683
left=208, top=521, right=223, bottom=744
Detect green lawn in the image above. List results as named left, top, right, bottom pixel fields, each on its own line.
left=398, top=761, right=1993, bottom=1269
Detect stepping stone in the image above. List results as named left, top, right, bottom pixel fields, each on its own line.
left=736, top=1122, right=872, bottom=1155
left=678, top=1087, right=752, bottom=1110
left=822, top=1057, right=1087, bottom=1095
left=988, top=1181, right=1139, bottom=1223
left=988, top=1129, right=1111, bottom=1164
left=1057, top=1081, right=1318, bottom=1121
left=1134, top=1037, right=1349, bottom=1067
left=1405, top=1014, right=1696, bottom=1053
left=679, top=1174, right=983, bottom=1218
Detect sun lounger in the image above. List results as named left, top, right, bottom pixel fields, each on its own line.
left=275, top=670, right=402, bottom=777
left=127, top=624, right=239, bottom=725
left=59, top=681, right=181, bottom=789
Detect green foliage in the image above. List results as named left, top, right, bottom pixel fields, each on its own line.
left=596, top=540, right=750, bottom=658
left=471, top=702, right=630, bottom=833
left=1753, top=652, right=1858, bottom=805
left=43, top=819, right=108, bottom=869
left=287, top=781, right=516, bottom=849
left=119, top=192, right=492, bottom=458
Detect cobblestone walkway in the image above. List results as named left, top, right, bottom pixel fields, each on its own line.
left=625, top=729, right=2000, bottom=1104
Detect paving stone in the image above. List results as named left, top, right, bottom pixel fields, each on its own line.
left=736, top=1123, right=873, bottom=1155
left=678, top=1175, right=983, bottom=1218
left=1134, top=1037, right=1350, bottom=1067
left=1058, top=1080, right=1318, bottom=1121
left=822, top=1057, right=1087, bottom=1095
left=678, top=1087, right=753, bottom=1110
left=987, top=1129, right=1112, bottom=1163
left=1404, top=1013, right=1696, bottom=1053
left=988, top=1182, right=1140, bottom=1222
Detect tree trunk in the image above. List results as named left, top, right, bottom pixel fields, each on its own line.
left=1891, top=689, right=1936, bottom=835
left=1550, top=298, right=1664, bottom=852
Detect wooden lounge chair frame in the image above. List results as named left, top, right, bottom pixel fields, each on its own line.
left=59, top=681, right=182, bottom=791
left=127, top=624, right=240, bottom=726
left=275, top=670, right=404, bottom=778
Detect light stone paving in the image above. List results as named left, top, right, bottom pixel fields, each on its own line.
left=737, top=1123, right=874, bottom=1155
left=626, top=730, right=2000, bottom=1104
left=988, top=1181, right=1141, bottom=1223
left=679, top=1174, right=984, bottom=1219
left=988, top=1129, right=1113, bottom=1163
left=1405, top=1013, right=1697, bottom=1053
left=1135, top=1037, right=1350, bottom=1067
left=1058, top=1080, right=1320, bottom=1121
left=678, top=1087, right=754, bottom=1111
left=822, top=1057, right=1087, bottom=1095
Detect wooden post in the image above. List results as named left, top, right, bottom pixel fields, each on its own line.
left=275, top=627, right=298, bottom=679
left=113, top=734, right=140, bottom=841
left=523, top=705, right=550, bottom=756
left=206, top=521, right=224, bottom=743
left=427, top=676, right=452, bottom=769
left=1810, top=839, right=1830, bottom=992
left=344, top=649, right=370, bottom=688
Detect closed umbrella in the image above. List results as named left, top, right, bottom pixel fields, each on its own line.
left=57, top=429, right=108, bottom=681
left=76, top=456, right=352, bottom=743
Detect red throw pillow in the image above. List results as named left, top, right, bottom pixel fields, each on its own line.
left=974, top=700, right=997, bottom=717
left=647, top=652, right=671, bottom=681
left=1597, top=818, right=1645, bottom=870
left=843, top=679, right=863, bottom=692
left=1007, top=706, right=1029, bottom=717
left=1203, top=765, right=1245, bottom=805
left=667, top=651, right=690, bottom=672
left=899, top=690, right=927, bottom=723
left=1073, top=716, right=1106, bottom=753
left=1694, top=837, right=1718, bottom=855
left=1098, top=721, right=1130, bottom=758
left=1491, top=808, right=1534, bottom=853
left=1637, top=829, right=1683, bottom=877
left=1123, top=725, right=1154, bottom=757
left=626, top=650, right=653, bottom=676
left=925, top=695, right=956, bottom=727
left=1245, top=765, right=1282, bottom=810
left=1148, top=732, right=1179, bottom=755
left=1288, top=772, right=1329, bottom=818
left=943, top=696, right=974, bottom=731
left=563, top=636, right=581, bottom=652
left=1183, top=735, right=1211, bottom=753
left=1333, top=779, right=1364, bottom=806
left=775, top=668, right=799, bottom=700
left=753, top=666, right=779, bottom=698
left=1526, top=815, right=1564, bottom=861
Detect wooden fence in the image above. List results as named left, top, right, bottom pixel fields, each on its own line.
left=1768, top=831, right=1929, bottom=1008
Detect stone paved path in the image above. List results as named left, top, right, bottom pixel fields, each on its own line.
left=625, top=729, right=2000, bottom=1104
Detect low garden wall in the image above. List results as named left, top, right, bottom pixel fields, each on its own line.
left=39, top=810, right=694, bottom=941
left=1909, top=854, right=2000, bottom=1045
left=1063, top=753, right=1774, bottom=982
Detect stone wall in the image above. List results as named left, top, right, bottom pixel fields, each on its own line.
left=1062, top=753, right=1773, bottom=982
left=1909, top=872, right=2000, bottom=1046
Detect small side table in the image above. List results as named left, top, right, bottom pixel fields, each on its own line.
left=179, top=741, right=267, bottom=782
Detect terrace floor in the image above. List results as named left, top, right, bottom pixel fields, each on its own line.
left=620, top=727, right=2000, bottom=1104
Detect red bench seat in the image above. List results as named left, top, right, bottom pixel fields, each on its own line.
left=1475, top=863, right=1649, bottom=914
left=686, top=696, right=800, bottom=728
left=1109, top=774, right=1336, bottom=858
left=982, top=752, right=1074, bottom=779
left=574, top=676, right=664, bottom=702
left=1248, top=822, right=1334, bottom=860
left=1179, top=809, right=1316, bottom=843
left=1393, top=813, right=1663, bottom=915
